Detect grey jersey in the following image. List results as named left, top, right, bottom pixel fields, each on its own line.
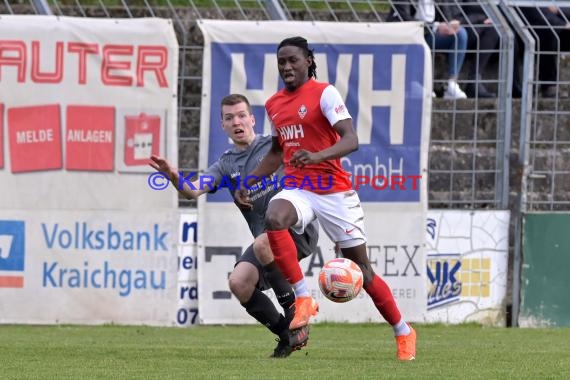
left=204, top=135, right=283, bottom=237
left=204, top=136, right=318, bottom=291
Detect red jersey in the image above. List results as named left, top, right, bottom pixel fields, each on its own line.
left=266, top=79, right=353, bottom=194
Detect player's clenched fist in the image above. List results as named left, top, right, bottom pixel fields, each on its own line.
left=234, top=188, right=253, bottom=210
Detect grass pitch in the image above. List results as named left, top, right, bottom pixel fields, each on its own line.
left=2, top=323, right=570, bottom=379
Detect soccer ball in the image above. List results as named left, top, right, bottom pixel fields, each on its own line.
left=318, top=258, right=363, bottom=303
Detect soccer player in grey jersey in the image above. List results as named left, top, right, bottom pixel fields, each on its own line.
left=150, top=94, right=318, bottom=357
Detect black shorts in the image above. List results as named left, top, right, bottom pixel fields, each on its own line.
left=236, top=223, right=318, bottom=291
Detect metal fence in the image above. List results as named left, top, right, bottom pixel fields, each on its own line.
left=500, top=0, right=570, bottom=213
left=1, top=0, right=520, bottom=210
left=498, top=0, right=570, bottom=326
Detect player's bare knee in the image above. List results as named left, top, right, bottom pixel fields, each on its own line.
left=253, top=234, right=273, bottom=263
left=349, top=260, right=374, bottom=283
left=361, top=268, right=375, bottom=284
left=265, top=213, right=288, bottom=230
left=228, top=274, right=250, bottom=302
left=227, top=273, right=240, bottom=294
left=229, top=262, right=258, bottom=302
left=265, top=200, right=297, bottom=230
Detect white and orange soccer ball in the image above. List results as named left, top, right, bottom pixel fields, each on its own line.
left=318, top=258, right=363, bottom=303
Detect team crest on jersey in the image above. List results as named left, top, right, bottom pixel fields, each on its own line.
left=298, top=104, right=307, bottom=119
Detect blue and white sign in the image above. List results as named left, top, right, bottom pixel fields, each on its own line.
left=198, top=20, right=430, bottom=323
left=204, top=23, right=428, bottom=202
left=0, top=221, right=25, bottom=272
left=0, top=220, right=26, bottom=288
left=0, top=210, right=178, bottom=326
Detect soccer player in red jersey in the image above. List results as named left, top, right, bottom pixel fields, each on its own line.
left=236, top=36, right=417, bottom=360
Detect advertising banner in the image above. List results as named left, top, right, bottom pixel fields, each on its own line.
left=425, top=210, right=510, bottom=326
left=0, top=16, right=179, bottom=325
left=0, top=16, right=178, bottom=210
left=176, top=212, right=199, bottom=327
left=197, top=20, right=431, bottom=323
left=171, top=210, right=509, bottom=326
left=0, top=210, right=177, bottom=325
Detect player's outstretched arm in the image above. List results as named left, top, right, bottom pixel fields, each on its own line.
left=149, top=155, right=209, bottom=200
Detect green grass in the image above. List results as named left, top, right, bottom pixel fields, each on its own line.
left=2, top=323, right=570, bottom=379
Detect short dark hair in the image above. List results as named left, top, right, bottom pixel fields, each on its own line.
left=277, top=36, right=317, bottom=79
left=220, top=94, right=252, bottom=117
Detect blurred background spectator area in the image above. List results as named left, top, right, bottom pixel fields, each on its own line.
left=1, top=0, right=568, bottom=210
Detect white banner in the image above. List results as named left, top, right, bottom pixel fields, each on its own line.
left=168, top=210, right=509, bottom=327
left=425, top=210, right=510, bottom=326
left=0, top=210, right=178, bottom=325
left=0, top=16, right=179, bottom=210
left=197, top=20, right=431, bottom=324
left=0, top=16, right=180, bottom=326
left=176, top=212, right=199, bottom=327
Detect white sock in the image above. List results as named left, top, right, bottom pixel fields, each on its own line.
left=293, top=279, right=310, bottom=297
left=393, top=319, right=411, bottom=336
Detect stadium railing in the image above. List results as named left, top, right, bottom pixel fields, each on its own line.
left=0, top=0, right=516, bottom=211
left=499, top=0, right=570, bottom=326
left=2, top=0, right=569, bottom=326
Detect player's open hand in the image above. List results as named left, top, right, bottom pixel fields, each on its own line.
left=235, top=188, right=253, bottom=210
left=290, top=149, right=322, bottom=168
left=149, top=155, right=177, bottom=181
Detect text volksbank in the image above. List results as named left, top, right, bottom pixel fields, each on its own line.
left=41, top=222, right=169, bottom=297
left=42, top=222, right=168, bottom=251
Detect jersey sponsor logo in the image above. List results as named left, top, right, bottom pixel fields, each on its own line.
left=277, top=124, right=305, bottom=141
left=334, top=104, right=346, bottom=114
